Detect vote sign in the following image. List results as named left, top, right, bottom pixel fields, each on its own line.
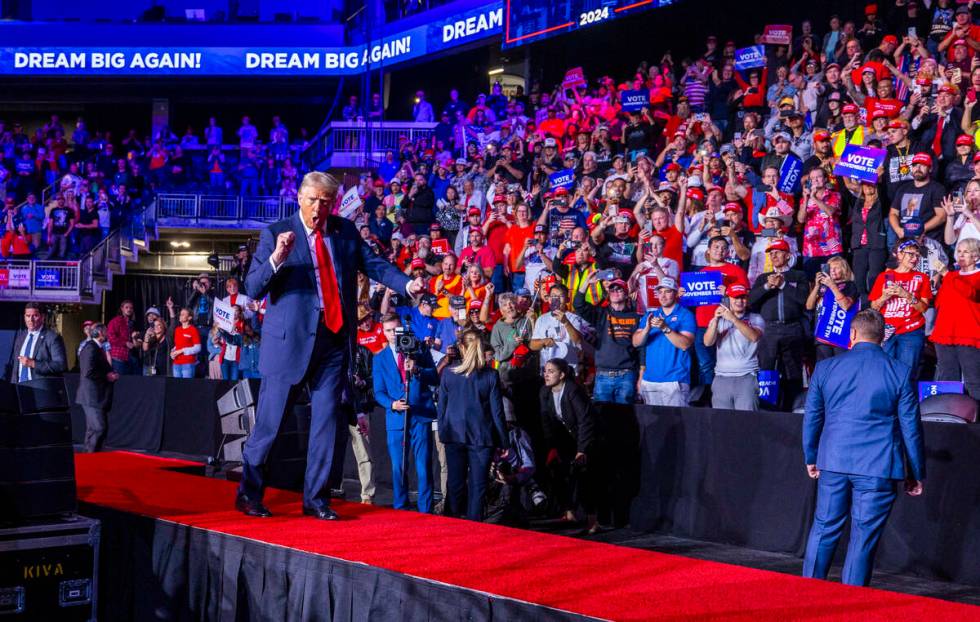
left=832, top=144, right=886, bottom=183
left=679, top=271, right=723, bottom=307
left=549, top=168, right=576, bottom=190
left=814, top=289, right=859, bottom=349
left=734, top=46, right=766, bottom=71
left=620, top=89, right=649, bottom=112
left=758, top=370, right=779, bottom=406
left=917, top=381, right=964, bottom=403
left=213, top=298, right=236, bottom=333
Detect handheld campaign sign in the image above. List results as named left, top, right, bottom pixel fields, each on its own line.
left=620, top=89, right=649, bottom=112
left=832, top=144, right=886, bottom=183
left=758, top=370, right=780, bottom=406
left=563, top=66, right=586, bottom=89
left=213, top=298, right=236, bottom=333
left=777, top=154, right=803, bottom=194
left=338, top=186, right=362, bottom=219
left=431, top=238, right=451, bottom=255
left=549, top=169, right=576, bottom=190
left=640, top=274, right=660, bottom=309
left=813, top=289, right=859, bottom=349
left=917, top=381, right=965, bottom=402
left=679, top=271, right=723, bottom=307
left=762, top=24, right=793, bottom=45
left=734, top=46, right=766, bottom=71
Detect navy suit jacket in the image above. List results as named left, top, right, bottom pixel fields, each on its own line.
left=803, top=342, right=926, bottom=481
left=372, top=345, right=438, bottom=431
left=246, top=212, right=410, bottom=385
left=8, top=328, right=67, bottom=383
left=437, top=367, right=508, bottom=449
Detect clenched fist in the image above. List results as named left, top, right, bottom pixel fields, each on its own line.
left=407, top=276, right=426, bottom=296
left=272, top=231, right=296, bottom=267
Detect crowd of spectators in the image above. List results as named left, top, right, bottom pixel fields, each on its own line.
left=0, top=113, right=314, bottom=259
left=15, top=2, right=980, bottom=526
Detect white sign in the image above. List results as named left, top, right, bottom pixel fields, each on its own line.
left=213, top=298, right=235, bottom=333
left=339, top=187, right=363, bottom=219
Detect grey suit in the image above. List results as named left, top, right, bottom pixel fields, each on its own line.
left=9, top=328, right=67, bottom=384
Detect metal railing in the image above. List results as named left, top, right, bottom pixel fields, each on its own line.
left=303, top=120, right=437, bottom=170
left=0, top=260, right=81, bottom=301
left=157, top=194, right=297, bottom=223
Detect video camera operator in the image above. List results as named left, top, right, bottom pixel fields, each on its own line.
left=372, top=312, right=439, bottom=514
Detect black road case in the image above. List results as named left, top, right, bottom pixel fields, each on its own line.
left=0, top=516, right=99, bottom=621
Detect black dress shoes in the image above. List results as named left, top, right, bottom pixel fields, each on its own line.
left=235, top=494, right=272, bottom=517
left=302, top=505, right=339, bottom=521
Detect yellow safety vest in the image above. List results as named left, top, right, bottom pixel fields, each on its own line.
left=831, top=126, right=864, bottom=157
left=565, top=265, right=605, bottom=306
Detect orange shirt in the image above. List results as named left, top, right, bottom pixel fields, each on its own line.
left=504, top=223, right=535, bottom=273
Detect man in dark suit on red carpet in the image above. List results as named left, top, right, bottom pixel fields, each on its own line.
left=236, top=171, right=425, bottom=520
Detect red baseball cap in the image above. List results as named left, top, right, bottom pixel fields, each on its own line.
left=870, top=109, right=888, bottom=120
left=686, top=187, right=706, bottom=202
left=887, top=119, right=909, bottom=130
left=882, top=34, right=898, bottom=45
left=607, top=278, right=628, bottom=291
left=766, top=239, right=791, bottom=253
left=956, top=134, right=974, bottom=147
left=723, top=202, right=742, bottom=214
left=911, top=152, right=933, bottom=167
left=727, top=284, right=749, bottom=298
left=813, top=129, right=831, bottom=142
left=842, top=103, right=860, bottom=115
left=954, top=38, right=969, bottom=48
left=973, top=152, right=980, bottom=163
left=666, top=162, right=682, bottom=172
left=617, top=209, right=634, bottom=221
left=467, top=207, right=481, bottom=216
left=429, top=222, right=442, bottom=231
left=707, top=186, right=724, bottom=195
left=493, top=194, right=507, bottom=204
left=939, top=84, right=958, bottom=95
left=410, top=258, right=425, bottom=269
left=373, top=179, right=385, bottom=188
left=552, top=187, right=570, bottom=197
left=469, top=299, right=483, bottom=310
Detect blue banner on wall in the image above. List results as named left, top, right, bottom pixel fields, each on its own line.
left=0, top=3, right=503, bottom=76
left=549, top=169, right=576, bottom=190
left=832, top=144, right=887, bottom=183
left=813, top=289, right=858, bottom=349
left=734, top=45, right=766, bottom=71
left=917, top=380, right=965, bottom=402
left=758, top=370, right=779, bottom=406
left=620, top=89, right=649, bottom=112
left=679, top=271, right=723, bottom=307
left=777, top=154, right=803, bottom=194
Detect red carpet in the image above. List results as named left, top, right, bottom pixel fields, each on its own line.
left=76, top=451, right=978, bottom=621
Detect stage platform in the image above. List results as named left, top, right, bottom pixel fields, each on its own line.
left=76, top=451, right=980, bottom=621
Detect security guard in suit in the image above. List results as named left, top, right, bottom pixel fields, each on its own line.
left=802, top=309, right=926, bottom=587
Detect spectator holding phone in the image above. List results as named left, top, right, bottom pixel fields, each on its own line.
left=870, top=240, right=933, bottom=378
left=632, top=277, right=696, bottom=406
left=703, top=284, right=764, bottom=411
left=806, top=257, right=859, bottom=361
left=941, top=178, right=980, bottom=245
left=929, top=238, right=980, bottom=400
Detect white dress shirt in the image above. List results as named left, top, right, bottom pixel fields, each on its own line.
left=19, top=329, right=42, bottom=382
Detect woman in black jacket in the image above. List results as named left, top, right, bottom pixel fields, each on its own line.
left=539, top=358, right=598, bottom=534
left=437, top=329, right=508, bottom=521
left=944, top=135, right=975, bottom=193
left=843, top=178, right=888, bottom=298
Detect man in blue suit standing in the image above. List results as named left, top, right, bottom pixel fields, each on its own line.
left=802, top=309, right=926, bottom=587
left=372, top=313, right=438, bottom=513
left=237, top=172, right=423, bottom=520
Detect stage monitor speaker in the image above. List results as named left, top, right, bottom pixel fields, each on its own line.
left=221, top=437, right=246, bottom=463
left=216, top=380, right=255, bottom=417
left=0, top=378, right=69, bottom=415
left=920, top=393, right=977, bottom=424
left=220, top=405, right=255, bottom=436
left=0, top=380, right=76, bottom=522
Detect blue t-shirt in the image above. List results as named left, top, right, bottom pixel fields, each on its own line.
left=394, top=306, right=441, bottom=343
left=436, top=318, right=462, bottom=353
left=639, top=305, right=696, bottom=383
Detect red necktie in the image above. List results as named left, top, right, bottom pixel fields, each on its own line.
left=932, top=114, right=945, bottom=157
left=313, top=230, right=344, bottom=333
left=397, top=353, right=406, bottom=383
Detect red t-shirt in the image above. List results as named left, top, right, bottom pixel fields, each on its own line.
left=357, top=323, right=386, bottom=354
left=483, top=217, right=510, bottom=264
left=864, top=98, right=903, bottom=122
left=870, top=270, right=933, bottom=334
left=504, top=223, right=535, bottom=273
left=459, top=245, right=497, bottom=271
left=172, top=325, right=201, bottom=365
left=695, top=263, right=751, bottom=327
left=655, top=225, right=684, bottom=267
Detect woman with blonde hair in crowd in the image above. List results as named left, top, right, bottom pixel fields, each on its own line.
left=437, top=329, right=508, bottom=521
left=805, top=255, right=859, bottom=361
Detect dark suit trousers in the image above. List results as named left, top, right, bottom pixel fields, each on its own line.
left=240, top=324, right=350, bottom=509
left=802, top=470, right=897, bottom=587
left=444, top=442, right=492, bottom=521
left=83, top=405, right=108, bottom=453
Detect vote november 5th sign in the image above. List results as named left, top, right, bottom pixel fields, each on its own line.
left=213, top=298, right=236, bottom=333
left=549, top=169, right=576, bottom=190
left=813, top=289, right=858, bottom=349
left=833, top=144, right=886, bottom=183
left=734, top=46, right=766, bottom=71
left=620, top=90, right=649, bottom=112
left=680, top=271, right=723, bottom=306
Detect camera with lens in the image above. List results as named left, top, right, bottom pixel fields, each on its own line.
left=394, top=325, right=423, bottom=357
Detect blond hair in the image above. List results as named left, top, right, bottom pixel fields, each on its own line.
left=298, top=171, right=340, bottom=198
left=451, top=329, right=487, bottom=376
left=827, top=256, right=854, bottom=281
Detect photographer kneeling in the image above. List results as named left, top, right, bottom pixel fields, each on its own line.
left=373, top=313, right=439, bottom=513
